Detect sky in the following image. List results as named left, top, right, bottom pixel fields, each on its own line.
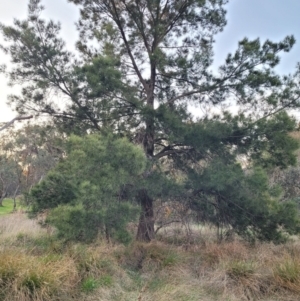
left=0, top=0, right=300, bottom=122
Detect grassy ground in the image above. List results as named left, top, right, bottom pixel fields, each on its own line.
left=1, top=214, right=300, bottom=301
left=0, top=198, right=18, bottom=215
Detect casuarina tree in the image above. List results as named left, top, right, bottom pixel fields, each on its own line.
left=1, top=0, right=300, bottom=241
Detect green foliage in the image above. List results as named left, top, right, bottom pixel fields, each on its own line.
left=64, top=134, right=146, bottom=199
left=30, top=172, right=76, bottom=212
left=30, top=133, right=145, bottom=243
left=104, top=203, right=140, bottom=244
left=189, top=162, right=300, bottom=243
left=2, top=0, right=300, bottom=243
left=79, top=56, right=123, bottom=98
left=249, top=112, right=299, bottom=169
left=47, top=204, right=103, bottom=242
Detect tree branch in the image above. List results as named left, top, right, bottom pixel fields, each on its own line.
left=154, top=147, right=192, bottom=159
left=110, top=0, right=149, bottom=92
left=0, top=115, right=33, bottom=132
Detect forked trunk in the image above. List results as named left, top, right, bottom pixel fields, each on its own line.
left=136, top=189, right=155, bottom=242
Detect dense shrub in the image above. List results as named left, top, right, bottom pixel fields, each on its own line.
left=29, top=134, right=146, bottom=243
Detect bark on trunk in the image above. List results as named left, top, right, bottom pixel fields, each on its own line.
left=137, top=73, right=156, bottom=242
left=0, top=193, right=6, bottom=207
left=136, top=189, right=155, bottom=242
left=13, top=185, right=19, bottom=211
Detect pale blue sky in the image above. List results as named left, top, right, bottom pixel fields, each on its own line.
left=0, top=0, right=300, bottom=120
left=214, top=0, right=300, bottom=74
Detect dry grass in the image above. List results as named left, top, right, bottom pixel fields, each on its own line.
left=0, top=212, right=48, bottom=241
left=1, top=213, right=300, bottom=300
left=0, top=251, right=79, bottom=301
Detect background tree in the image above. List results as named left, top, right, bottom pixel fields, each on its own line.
left=1, top=0, right=300, bottom=241
left=0, top=123, right=65, bottom=206
left=267, top=133, right=300, bottom=209
left=0, top=155, right=21, bottom=206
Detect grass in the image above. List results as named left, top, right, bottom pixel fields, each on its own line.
left=0, top=198, right=19, bottom=215
left=0, top=212, right=48, bottom=241
left=274, top=258, right=300, bottom=293
left=1, top=214, right=300, bottom=300
left=0, top=197, right=24, bottom=216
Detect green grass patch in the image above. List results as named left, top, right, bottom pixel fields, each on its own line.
left=81, top=276, right=99, bottom=293
left=0, top=199, right=18, bottom=215
left=81, top=275, right=113, bottom=293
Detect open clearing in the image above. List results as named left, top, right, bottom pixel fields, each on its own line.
left=0, top=198, right=18, bottom=215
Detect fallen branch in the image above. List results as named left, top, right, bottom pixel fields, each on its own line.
left=155, top=220, right=181, bottom=234
left=0, top=115, right=33, bottom=132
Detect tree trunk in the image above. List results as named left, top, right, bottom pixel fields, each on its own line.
left=13, top=185, right=20, bottom=211
left=136, top=86, right=156, bottom=242
left=0, top=192, right=6, bottom=207
left=136, top=189, right=155, bottom=242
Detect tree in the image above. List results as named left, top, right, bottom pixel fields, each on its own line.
left=30, top=134, right=146, bottom=243
left=189, top=160, right=300, bottom=242
left=0, top=123, right=65, bottom=206
left=0, top=155, right=21, bottom=207
left=1, top=0, right=300, bottom=241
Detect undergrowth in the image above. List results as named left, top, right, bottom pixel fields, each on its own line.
left=1, top=213, right=300, bottom=300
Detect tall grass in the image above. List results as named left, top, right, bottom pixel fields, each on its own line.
left=0, top=212, right=47, bottom=241
left=1, top=213, right=300, bottom=300
left=0, top=251, right=79, bottom=301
